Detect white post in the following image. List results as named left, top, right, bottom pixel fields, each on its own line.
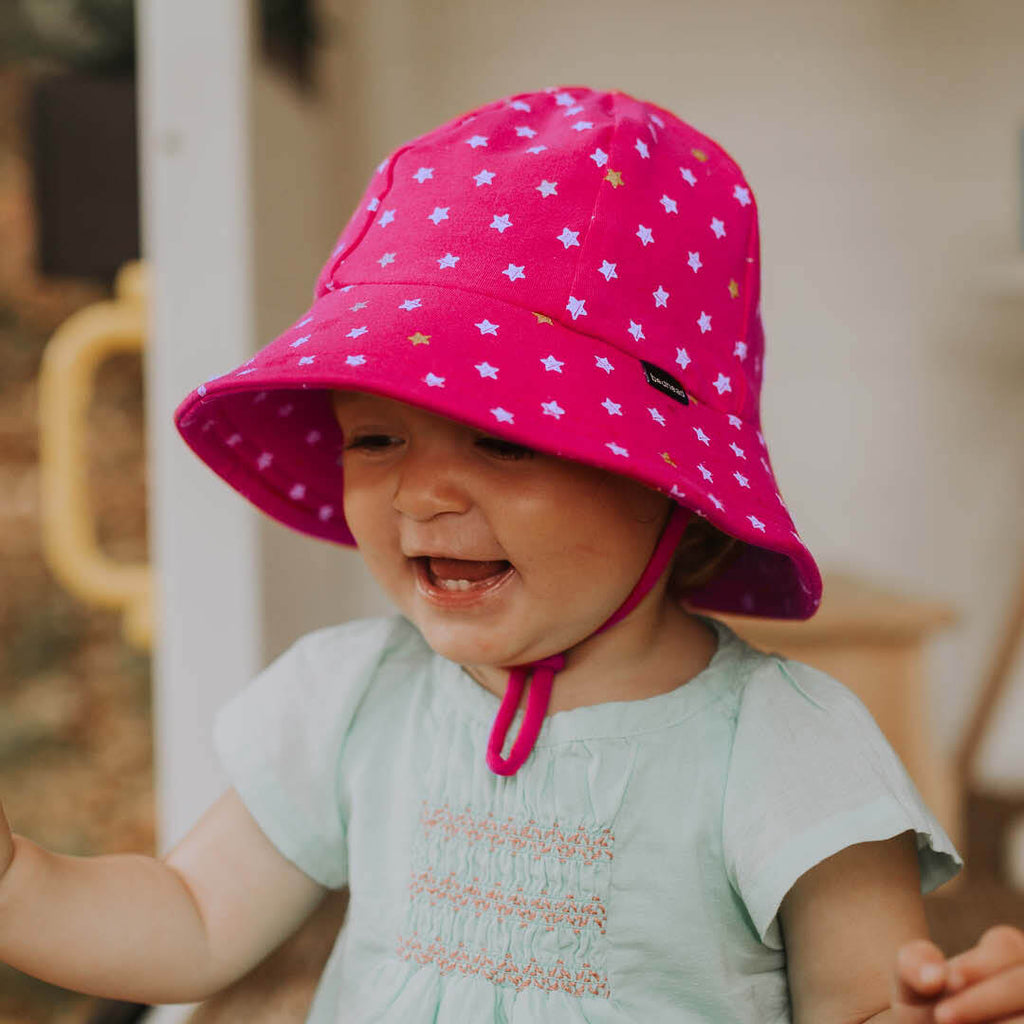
left=136, top=0, right=260, bottom=862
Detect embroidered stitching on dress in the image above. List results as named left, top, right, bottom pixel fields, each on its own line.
left=410, top=866, right=608, bottom=935
left=419, top=802, right=615, bottom=865
left=395, top=935, right=612, bottom=998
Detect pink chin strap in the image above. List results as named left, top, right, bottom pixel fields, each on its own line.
left=485, top=504, right=693, bottom=776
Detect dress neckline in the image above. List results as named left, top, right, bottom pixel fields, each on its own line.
left=433, top=613, right=753, bottom=746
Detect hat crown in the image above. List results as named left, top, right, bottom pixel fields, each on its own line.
left=315, top=86, right=764, bottom=423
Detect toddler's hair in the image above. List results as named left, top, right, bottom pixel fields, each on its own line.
left=669, top=519, right=741, bottom=600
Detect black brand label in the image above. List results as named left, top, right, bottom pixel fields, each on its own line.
left=641, top=360, right=689, bottom=406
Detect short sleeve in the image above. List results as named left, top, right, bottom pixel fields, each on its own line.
left=722, top=655, right=962, bottom=948
left=212, top=615, right=399, bottom=890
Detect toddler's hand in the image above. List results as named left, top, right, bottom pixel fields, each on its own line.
left=891, top=927, right=1024, bottom=1022
left=0, top=801, right=13, bottom=882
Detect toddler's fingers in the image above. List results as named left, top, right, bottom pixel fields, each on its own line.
left=894, top=938, right=948, bottom=1004
left=933, top=963, right=1024, bottom=1023
left=945, top=925, right=1024, bottom=992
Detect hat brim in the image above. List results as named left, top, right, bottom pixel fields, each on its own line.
left=175, top=281, right=821, bottom=619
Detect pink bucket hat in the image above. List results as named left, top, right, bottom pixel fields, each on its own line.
left=176, top=83, right=822, bottom=628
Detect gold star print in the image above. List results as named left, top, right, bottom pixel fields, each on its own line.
left=408, top=332, right=431, bottom=345
left=532, top=312, right=553, bottom=326
left=660, top=451, right=677, bottom=467
left=728, top=279, right=739, bottom=299
left=604, top=169, right=624, bottom=188
left=691, top=148, right=708, bottom=162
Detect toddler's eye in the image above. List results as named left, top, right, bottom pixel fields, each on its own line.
left=476, top=436, right=535, bottom=460
left=344, top=434, right=400, bottom=452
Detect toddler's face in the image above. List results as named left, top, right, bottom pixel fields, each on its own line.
left=331, top=392, right=673, bottom=669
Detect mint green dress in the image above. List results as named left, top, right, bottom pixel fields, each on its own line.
left=213, top=613, right=960, bottom=1022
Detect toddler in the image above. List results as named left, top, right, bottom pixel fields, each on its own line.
left=3, top=84, right=1024, bottom=1022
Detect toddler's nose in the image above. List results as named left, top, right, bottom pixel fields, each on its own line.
left=392, top=451, right=473, bottom=521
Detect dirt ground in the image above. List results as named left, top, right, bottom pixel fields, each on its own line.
left=0, top=65, right=154, bottom=1024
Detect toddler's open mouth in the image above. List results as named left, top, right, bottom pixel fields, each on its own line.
left=413, top=556, right=515, bottom=598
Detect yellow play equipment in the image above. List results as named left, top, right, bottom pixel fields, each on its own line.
left=36, top=259, right=152, bottom=651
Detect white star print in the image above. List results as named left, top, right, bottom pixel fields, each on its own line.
left=571, top=120, right=594, bottom=132
left=729, top=443, right=746, bottom=459
left=566, top=296, right=587, bottom=320
left=697, top=311, right=712, bottom=333
left=437, top=253, right=460, bottom=269
left=226, top=433, right=242, bottom=446
left=648, top=407, right=666, bottom=426
left=466, top=134, right=488, bottom=148
left=345, top=354, right=366, bottom=366
left=710, top=495, right=725, bottom=511
left=694, top=427, right=711, bottom=445
left=296, top=316, right=313, bottom=327
left=653, top=286, right=669, bottom=307
left=733, top=185, right=752, bottom=206
left=525, top=145, right=547, bottom=155
left=298, top=356, right=315, bottom=366
left=687, top=251, right=702, bottom=273
left=555, top=91, right=575, bottom=106
left=727, top=414, right=743, bottom=429
left=676, top=348, right=691, bottom=370
left=635, top=138, right=650, bottom=158
left=650, top=113, right=664, bottom=127
left=277, top=403, right=293, bottom=417
left=399, top=298, right=422, bottom=311
left=542, top=400, right=564, bottom=418
left=598, top=260, right=618, bottom=281
left=734, top=341, right=747, bottom=360
left=378, top=252, right=396, bottom=267
left=628, top=321, right=645, bottom=342
left=378, top=209, right=396, bottom=227
left=427, top=207, right=449, bottom=225
left=636, top=225, right=654, bottom=246
left=557, top=227, right=581, bottom=249
left=680, top=167, right=697, bottom=186
left=515, top=125, right=537, bottom=138
left=757, top=430, right=766, bottom=446
left=475, top=362, right=499, bottom=379
left=541, top=355, right=564, bottom=372
left=475, top=319, right=499, bottom=336
left=698, top=463, right=713, bottom=481
left=474, top=169, right=495, bottom=186
left=564, top=104, right=584, bottom=117
left=602, top=398, right=622, bottom=416
left=305, top=430, right=321, bottom=445
left=589, top=148, right=609, bottom=167
left=713, top=374, right=732, bottom=394
left=289, top=334, right=310, bottom=348
left=503, top=264, right=525, bottom=281
left=595, top=356, right=615, bottom=373
left=734, top=472, right=750, bottom=488
left=289, top=484, right=306, bottom=500
left=748, top=515, right=765, bottom=532
left=346, top=326, right=368, bottom=338
left=491, top=407, right=514, bottom=424
left=606, top=442, right=629, bottom=457
left=659, top=195, right=678, bottom=214
left=257, top=452, right=273, bottom=470
left=424, top=373, right=445, bottom=387
left=536, top=180, right=558, bottom=197
left=412, top=167, right=434, bottom=183
left=349, top=301, right=368, bottom=311
left=510, top=99, right=531, bottom=112
left=710, top=217, right=726, bottom=238
left=368, top=197, right=380, bottom=211
left=318, top=505, right=334, bottom=522
left=490, top=213, right=513, bottom=233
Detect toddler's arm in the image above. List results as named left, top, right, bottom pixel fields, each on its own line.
left=0, top=788, right=327, bottom=1004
